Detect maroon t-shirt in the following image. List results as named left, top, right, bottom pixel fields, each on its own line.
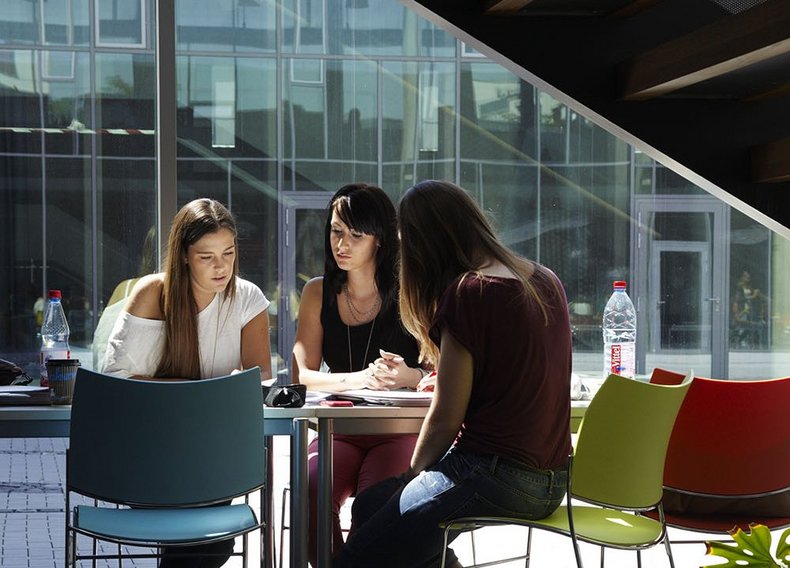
left=429, top=266, right=572, bottom=470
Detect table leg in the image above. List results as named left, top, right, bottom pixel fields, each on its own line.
left=263, top=435, right=274, bottom=568
left=317, top=417, right=334, bottom=567
left=291, top=418, right=310, bottom=568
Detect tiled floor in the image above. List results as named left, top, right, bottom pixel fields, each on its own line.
left=0, top=436, right=755, bottom=567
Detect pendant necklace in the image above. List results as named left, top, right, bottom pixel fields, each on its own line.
left=347, top=316, right=376, bottom=372
left=204, top=293, right=227, bottom=378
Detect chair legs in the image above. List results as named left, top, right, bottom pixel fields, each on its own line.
left=441, top=525, right=532, bottom=568
left=279, top=483, right=354, bottom=568
left=662, top=536, right=676, bottom=568
left=525, top=527, right=532, bottom=568
left=278, top=485, right=290, bottom=568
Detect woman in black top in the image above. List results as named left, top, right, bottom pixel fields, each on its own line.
left=292, top=183, right=425, bottom=565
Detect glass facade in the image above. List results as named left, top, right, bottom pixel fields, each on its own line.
left=1, top=0, right=788, bottom=381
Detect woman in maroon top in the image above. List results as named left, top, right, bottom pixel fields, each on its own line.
left=334, top=180, right=572, bottom=568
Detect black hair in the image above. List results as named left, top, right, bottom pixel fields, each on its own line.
left=324, top=183, right=399, bottom=310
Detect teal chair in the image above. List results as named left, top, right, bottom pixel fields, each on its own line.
left=65, top=367, right=265, bottom=566
left=439, top=373, right=692, bottom=568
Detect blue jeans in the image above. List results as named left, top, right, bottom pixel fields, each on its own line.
left=333, top=449, right=568, bottom=568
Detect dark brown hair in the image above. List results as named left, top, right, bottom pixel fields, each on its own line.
left=398, top=180, right=555, bottom=365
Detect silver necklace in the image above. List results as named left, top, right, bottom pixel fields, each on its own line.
left=343, top=283, right=381, bottom=323
left=205, top=293, right=226, bottom=378
left=347, top=316, right=376, bottom=372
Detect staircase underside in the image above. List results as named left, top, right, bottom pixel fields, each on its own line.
left=403, top=0, right=790, bottom=236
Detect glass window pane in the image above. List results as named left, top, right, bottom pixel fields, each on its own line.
left=539, top=91, right=566, bottom=162
left=0, top=50, right=43, bottom=154
left=42, top=51, right=92, bottom=156
left=0, top=157, right=43, bottom=369
left=569, top=111, right=629, bottom=163
left=95, top=53, right=156, bottom=157
left=282, top=0, right=326, bottom=54
left=176, top=0, right=276, bottom=53
left=730, top=209, right=770, bottom=352
left=41, top=0, right=90, bottom=46
left=96, top=156, right=156, bottom=370
left=460, top=62, right=533, bottom=162
left=45, top=157, right=93, bottom=345
left=1, top=1, right=39, bottom=44
left=382, top=61, right=455, bottom=164
left=96, top=0, right=145, bottom=47
left=282, top=1, right=455, bottom=56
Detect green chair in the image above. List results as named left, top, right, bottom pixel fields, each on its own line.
left=439, top=373, right=691, bottom=568
left=65, top=367, right=265, bottom=567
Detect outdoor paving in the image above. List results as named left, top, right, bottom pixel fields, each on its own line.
left=0, top=437, right=732, bottom=567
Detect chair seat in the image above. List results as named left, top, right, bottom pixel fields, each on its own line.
left=447, top=506, right=665, bottom=549
left=644, top=510, right=790, bottom=533
left=75, top=503, right=258, bottom=544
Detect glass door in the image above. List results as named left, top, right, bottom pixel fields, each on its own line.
left=649, top=241, right=711, bottom=352
left=278, top=193, right=331, bottom=382
left=634, top=197, right=730, bottom=378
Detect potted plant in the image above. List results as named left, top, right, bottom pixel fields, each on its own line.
left=704, top=524, right=790, bottom=567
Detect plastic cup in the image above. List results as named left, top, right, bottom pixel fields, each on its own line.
left=46, top=359, right=80, bottom=405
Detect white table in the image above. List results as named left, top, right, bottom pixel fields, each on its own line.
left=0, top=402, right=589, bottom=568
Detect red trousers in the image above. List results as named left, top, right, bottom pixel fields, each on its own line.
left=307, top=433, right=417, bottom=566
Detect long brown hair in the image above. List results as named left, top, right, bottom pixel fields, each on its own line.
left=155, top=198, right=238, bottom=378
left=398, top=180, right=557, bottom=365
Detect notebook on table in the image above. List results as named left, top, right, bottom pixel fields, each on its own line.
left=0, top=386, right=52, bottom=406
left=326, top=389, right=433, bottom=407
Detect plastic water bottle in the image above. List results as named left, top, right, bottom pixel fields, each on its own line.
left=39, top=290, right=71, bottom=387
left=602, top=280, right=636, bottom=378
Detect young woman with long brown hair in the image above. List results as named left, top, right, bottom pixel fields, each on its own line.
left=103, top=198, right=271, bottom=567
left=334, top=180, right=572, bottom=568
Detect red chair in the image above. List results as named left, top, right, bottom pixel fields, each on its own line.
left=646, top=374, right=790, bottom=540
left=649, top=367, right=687, bottom=386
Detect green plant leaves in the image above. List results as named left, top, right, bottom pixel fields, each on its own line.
left=702, top=524, right=789, bottom=568
left=776, top=527, right=790, bottom=566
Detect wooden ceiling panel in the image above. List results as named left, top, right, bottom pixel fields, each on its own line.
left=752, top=138, right=790, bottom=183
left=484, top=0, right=643, bottom=16
left=619, top=0, right=790, bottom=101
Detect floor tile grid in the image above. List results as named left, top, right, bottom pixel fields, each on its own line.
left=0, top=436, right=766, bottom=567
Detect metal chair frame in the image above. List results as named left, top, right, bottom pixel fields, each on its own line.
left=65, top=368, right=266, bottom=567
left=439, top=373, right=692, bottom=568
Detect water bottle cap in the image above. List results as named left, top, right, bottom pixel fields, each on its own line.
left=613, top=280, right=627, bottom=290
left=47, top=290, right=62, bottom=299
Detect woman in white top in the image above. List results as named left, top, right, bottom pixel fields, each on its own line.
left=102, top=198, right=271, bottom=568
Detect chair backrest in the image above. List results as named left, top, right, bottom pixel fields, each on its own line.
left=572, top=373, right=691, bottom=509
left=649, top=367, right=687, bottom=386
left=68, top=367, right=264, bottom=507
left=663, top=375, right=790, bottom=497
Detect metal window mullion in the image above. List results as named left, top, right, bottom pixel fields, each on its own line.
left=38, top=48, right=47, bottom=295
left=455, top=40, right=461, bottom=184
left=377, top=58, right=383, bottom=187
left=90, top=0, right=100, bottom=339
left=155, top=0, right=178, bottom=264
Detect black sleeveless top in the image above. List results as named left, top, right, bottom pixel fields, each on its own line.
left=320, top=280, right=419, bottom=373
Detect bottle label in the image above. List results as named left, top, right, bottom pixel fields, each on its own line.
left=609, top=343, right=636, bottom=378
left=40, top=348, right=71, bottom=387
